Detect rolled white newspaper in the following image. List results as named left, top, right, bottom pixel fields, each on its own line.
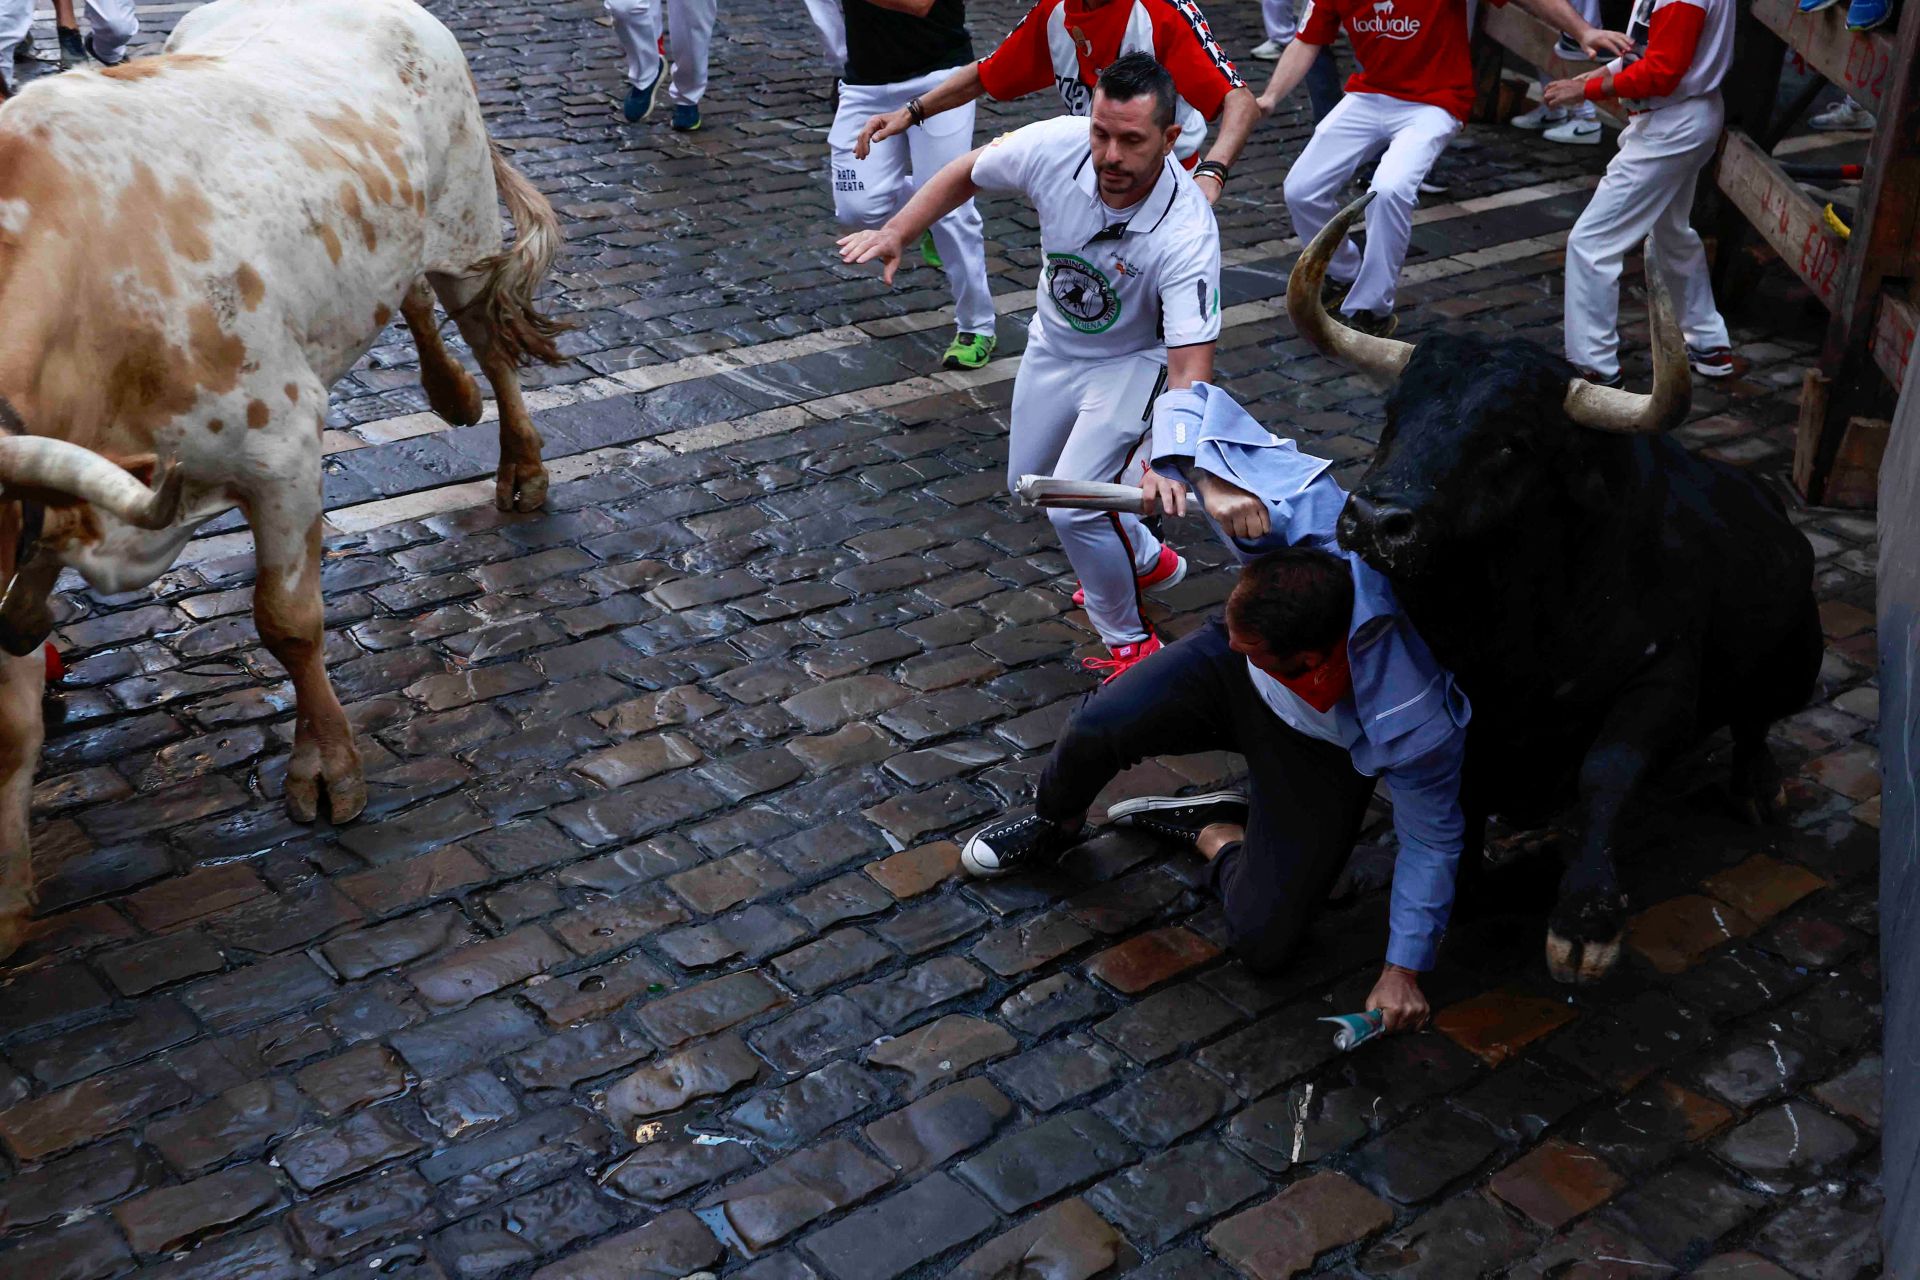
left=1016, top=474, right=1146, bottom=512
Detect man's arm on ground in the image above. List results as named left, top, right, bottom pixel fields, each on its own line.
left=838, top=146, right=985, bottom=282
left=856, top=63, right=987, bottom=158
left=1380, top=740, right=1466, bottom=973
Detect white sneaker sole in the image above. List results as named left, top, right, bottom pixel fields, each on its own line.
left=1107, top=790, right=1249, bottom=823
left=1147, top=555, right=1188, bottom=596
left=1545, top=129, right=1602, bottom=146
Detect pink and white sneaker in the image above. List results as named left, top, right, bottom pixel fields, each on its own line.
left=1071, top=545, right=1187, bottom=608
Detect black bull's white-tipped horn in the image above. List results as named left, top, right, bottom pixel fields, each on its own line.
left=1285, top=193, right=1691, bottom=434
left=0, top=413, right=184, bottom=530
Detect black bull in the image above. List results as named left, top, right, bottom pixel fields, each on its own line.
left=1288, top=194, right=1822, bottom=983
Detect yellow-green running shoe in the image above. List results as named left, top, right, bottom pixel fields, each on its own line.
left=942, top=332, right=996, bottom=370
left=919, top=231, right=943, bottom=270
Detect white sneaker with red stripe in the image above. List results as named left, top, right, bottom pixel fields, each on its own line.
left=1082, top=632, right=1164, bottom=684
left=1071, top=545, right=1187, bottom=609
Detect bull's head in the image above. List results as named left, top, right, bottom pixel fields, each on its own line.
left=1287, top=194, right=1690, bottom=578
left=0, top=395, right=183, bottom=655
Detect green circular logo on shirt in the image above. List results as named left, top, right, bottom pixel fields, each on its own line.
left=1045, top=253, right=1122, bottom=334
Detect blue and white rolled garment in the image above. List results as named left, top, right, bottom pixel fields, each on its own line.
left=1319, top=1009, right=1387, bottom=1052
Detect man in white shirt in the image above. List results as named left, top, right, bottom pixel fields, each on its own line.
left=840, top=53, right=1222, bottom=682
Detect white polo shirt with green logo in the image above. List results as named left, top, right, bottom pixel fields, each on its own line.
left=971, top=115, right=1222, bottom=362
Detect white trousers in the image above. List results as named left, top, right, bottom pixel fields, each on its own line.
left=605, top=0, right=714, bottom=105
left=0, top=0, right=29, bottom=92
left=1262, top=0, right=1302, bottom=42
left=1009, top=336, right=1167, bottom=646
left=68, top=0, right=136, bottom=64
left=805, top=0, right=845, bottom=73
left=1283, top=92, right=1460, bottom=315
left=1564, top=93, right=1730, bottom=377
left=1537, top=0, right=1598, bottom=120
left=830, top=70, right=995, bottom=335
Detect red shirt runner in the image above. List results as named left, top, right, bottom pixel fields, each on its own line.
left=978, top=0, right=1242, bottom=121
left=1299, top=0, right=1505, bottom=121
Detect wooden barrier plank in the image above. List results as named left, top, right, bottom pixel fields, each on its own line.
left=1716, top=129, right=1848, bottom=308
left=1479, top=3, right=1628, bottom=127
left=1751, top=0, right=1898, bottom=115
left=1872, top=290, right=1916, bottom=388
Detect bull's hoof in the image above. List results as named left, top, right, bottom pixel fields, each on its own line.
left=1545, top=889, right=1629, bottom=984
left=496, top=461, right=548, bottom=513
left=283, top=746, right=367, bottom=825
left=426, top=369, right=486, bottom=427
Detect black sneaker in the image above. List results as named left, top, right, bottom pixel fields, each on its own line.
left=13, top=31, right=37, bottom=62
left=1321, top=276, right=1354, bottom=311
left=1342, top=309, right=1399, bottom=339
left=1576, top=366, right=1625, bottom=389
left=83, top=34, right=123, bottom=68
left=1107, top=791, right=1249, bottom=848
left=960, top=812, right=1083, bottom=878
left=58, top=26, right=85, bottom=68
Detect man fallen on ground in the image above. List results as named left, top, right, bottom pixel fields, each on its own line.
left=853, top=0, right=1258, bottom=205
left=840, top=54, right=1222, bottom=684
left=960, top=383, right=1471, bottom=1031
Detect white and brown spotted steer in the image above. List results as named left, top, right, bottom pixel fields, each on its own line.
left=0, top=0, right=570, bottom=957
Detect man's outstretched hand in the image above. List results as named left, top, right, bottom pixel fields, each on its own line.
left=1140, top=470, right=1190, bottom=518
left=1580, top=27, right=1632, bottom=58
left=838, top=227, right=906, bottom=284
left=1366, top=964, right=1431, bottom=1034
left=856, top=109, right=912, bottom=159
left=1195, top=471, right=1271, bottom=541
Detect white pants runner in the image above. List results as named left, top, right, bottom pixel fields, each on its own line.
left=1564, top=93, right=1731, bottom=378
left=1009, top=336, right=1168, bottom=647
left=1283, top=91, right=1460, bottom=315
left=604, top=0, right=715, bottom=106
left=0, top=0, right=30, bottom=92
left=829, top=69, right=996, bottom=337
left=1262, top=0, right=1302, bottom=41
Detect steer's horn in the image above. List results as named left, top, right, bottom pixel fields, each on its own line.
left=1562, top=239, right=1692, bottom=434
left=0, top=434, right=184, bottom=529
left=1286, top=191, right=1416, bottom=389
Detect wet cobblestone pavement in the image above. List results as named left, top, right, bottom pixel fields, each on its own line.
left=0, top=1, right=1887, bottom=1277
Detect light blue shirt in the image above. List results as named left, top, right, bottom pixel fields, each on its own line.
left=1151, top=382, right=1471, bottom=971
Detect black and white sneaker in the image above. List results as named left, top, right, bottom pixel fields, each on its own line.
left=57, top=26, right=85, bottom=68
left=960, top=813, right=1083, bottom=878
left=1107, top=791, right=1250, bottom=849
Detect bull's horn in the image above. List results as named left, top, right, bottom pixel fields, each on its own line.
left=0, top=436, right=184, bottom=529
left=1562, top=239, right=1692, bottom=434
left=1286, top=190, right=1415, bottom=388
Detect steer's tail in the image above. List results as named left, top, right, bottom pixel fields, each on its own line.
left=469, top=143, right=570, bottom=367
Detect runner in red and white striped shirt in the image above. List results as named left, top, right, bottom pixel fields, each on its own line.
left=853, top=0, right=1261, bottom=205
left=1545, top=0, right=1736, bottom=382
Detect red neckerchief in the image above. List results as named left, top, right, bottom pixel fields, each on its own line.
left=1275, top=642, right=1351, bottom=714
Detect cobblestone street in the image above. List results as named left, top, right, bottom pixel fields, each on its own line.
left=0, top=1, right=1889, bottom=1278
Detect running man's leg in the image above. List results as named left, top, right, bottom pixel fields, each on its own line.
left=906, top=84, right=996, bottom=338
left=665, top=0, right=716, bottom=107
left=1346, top=102, right=1459, bottom=315
left=605, top=0, right=661, bottom=95
left=829, top=79, right=915, bottom=229
left=81, top=0, right=134, bottom=63
left=1283, top=94, right=1391, bottom=289
left=804, top=0, right=846, bottom=73
left=1646, top=99, right=1732, bottom=353
left=0, top=0, right=29, bottom=90
left=1564, top=114, right=1698, bottom=377
left=1047, top=353, right=1170, bottom=646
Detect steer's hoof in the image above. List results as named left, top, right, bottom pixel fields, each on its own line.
left=1545, top=889, right=1629, bottom=984
left=284, top=752, right=368, bottom=826
left=496, top=461, right=549, bottom=513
